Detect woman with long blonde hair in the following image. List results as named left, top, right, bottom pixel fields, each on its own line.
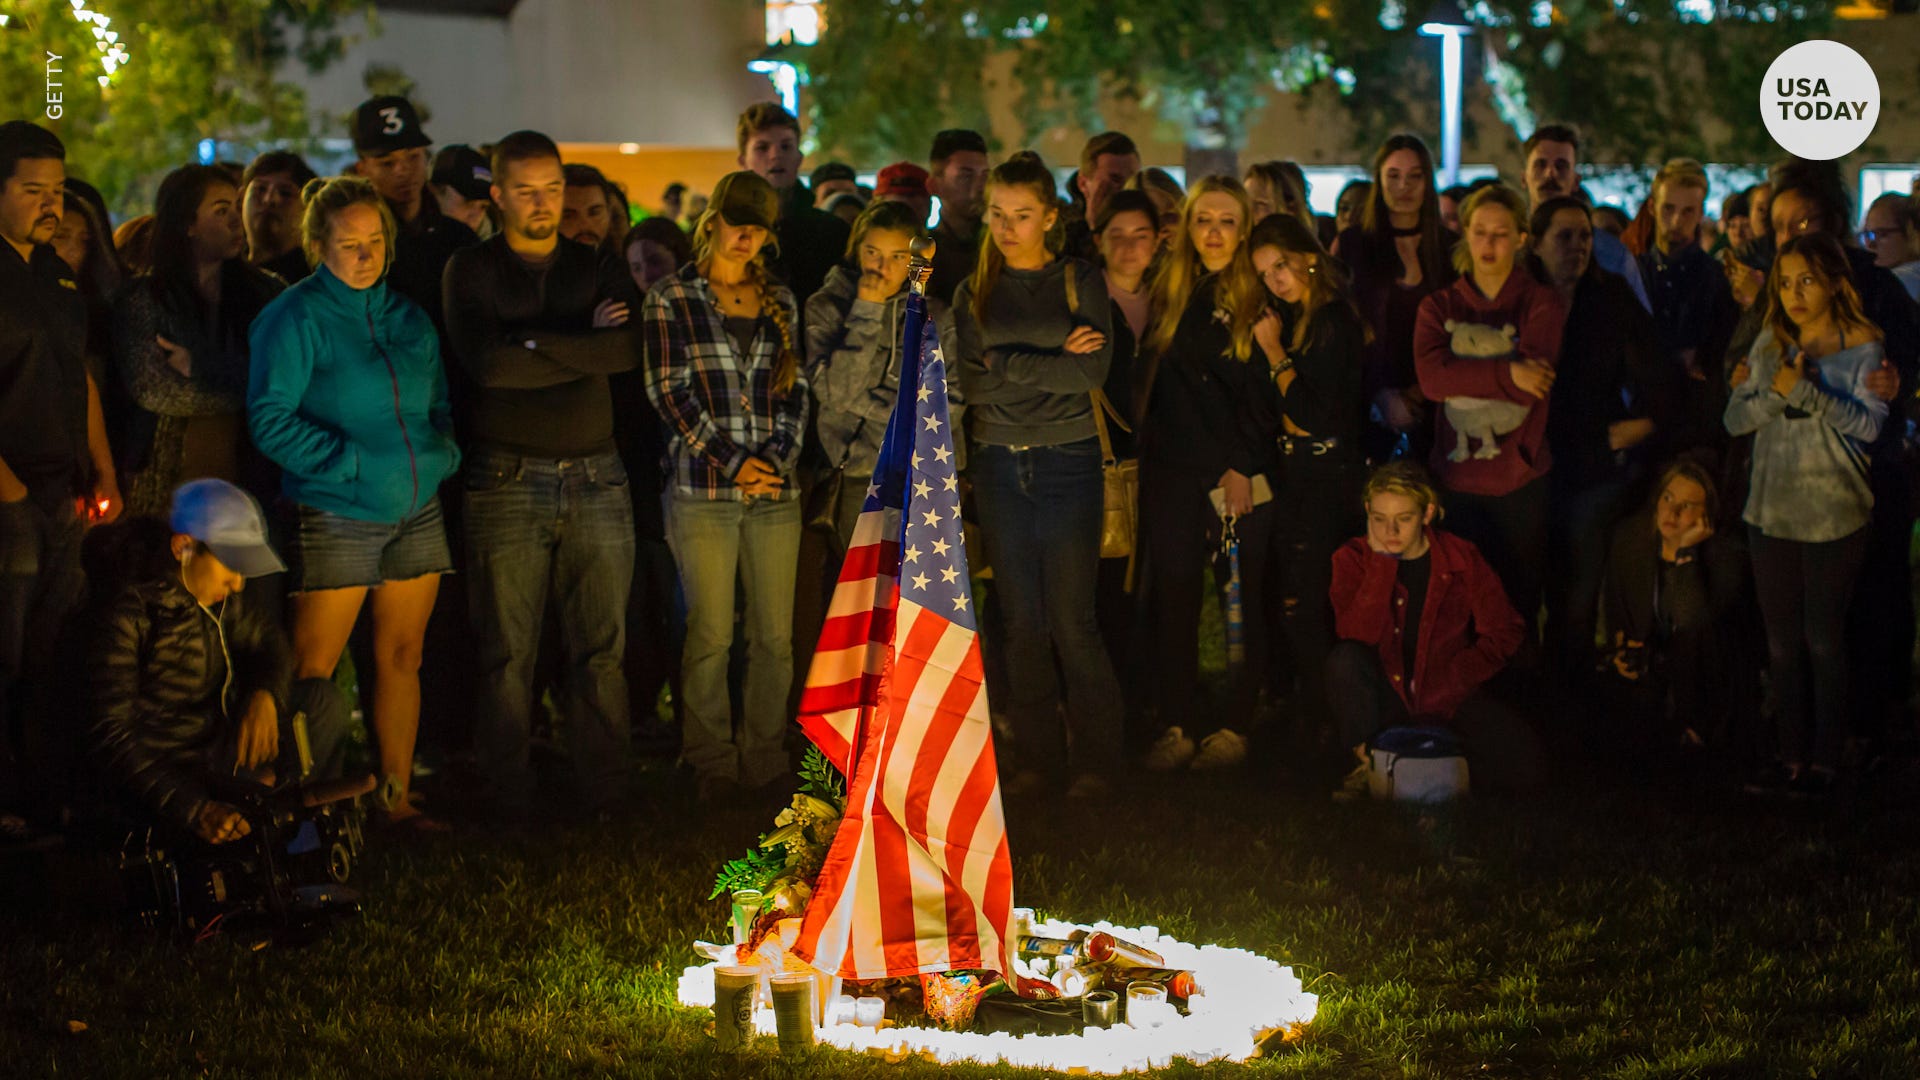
left=642, top=170, right=809, bottom=803
left=952, top=151, right=1123, bottom=799
left=1138, top=176, right=1275, bottom=773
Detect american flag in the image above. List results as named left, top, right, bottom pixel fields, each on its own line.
left=791, top=289, right=1015, bottom=983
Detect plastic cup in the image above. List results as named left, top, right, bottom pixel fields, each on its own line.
left=854, top=995, right=886, bottom=1028
left=711, top=965, right=759, bottom=1052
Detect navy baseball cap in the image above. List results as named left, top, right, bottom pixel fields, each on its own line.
left=170, top=479, right=286, bottom=577
left=351, top=95, right=433, bottom=156
left=431, top=144, right=493, bottom=200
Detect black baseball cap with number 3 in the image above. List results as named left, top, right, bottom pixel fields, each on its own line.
left=351, top=95, right=433, bottom=156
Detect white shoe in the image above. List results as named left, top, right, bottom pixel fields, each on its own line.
left=1144, top=726, right=1197, bottom=771
left=1190, top=729, right=1248, bottom=770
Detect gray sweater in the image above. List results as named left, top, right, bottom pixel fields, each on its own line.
left=803, top=263, right=962, bottom=478
left=952, top=256, right=1112, bottom=448
left=1724, top=333, right=1887, bottom=543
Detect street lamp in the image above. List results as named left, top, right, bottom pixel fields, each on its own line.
left=1418, top=0, right=1473, bottom=190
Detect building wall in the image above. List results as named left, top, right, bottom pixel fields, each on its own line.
left=289, top=0, right=771, bottom=149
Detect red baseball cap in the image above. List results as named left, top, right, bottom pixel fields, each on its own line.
left=874, top=161, right=930, bottom=199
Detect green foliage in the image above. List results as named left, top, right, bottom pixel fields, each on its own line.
left=797, top=744, right=845, bottom=807
left=0, top=0, right=371, bottom=215
left=709, top=846, right=785, bottom=901
left=803, top=1, right=1846, bottom=165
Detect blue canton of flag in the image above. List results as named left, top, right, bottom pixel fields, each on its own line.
left=864, top=313, right=973, bottom=632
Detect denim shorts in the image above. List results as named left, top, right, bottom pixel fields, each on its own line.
left=285, top=496, right=453, bottom=593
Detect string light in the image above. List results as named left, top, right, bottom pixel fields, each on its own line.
left=67, top=0, right=131, bottom=88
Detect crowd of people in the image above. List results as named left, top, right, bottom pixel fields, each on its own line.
left=4, top=90, right=1920, bottom=850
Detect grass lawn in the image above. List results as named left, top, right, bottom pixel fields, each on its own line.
left=5, top=749, right=1920, bottom=1079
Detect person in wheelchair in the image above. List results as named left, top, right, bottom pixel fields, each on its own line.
left=88, top=479, right=353, bottom=844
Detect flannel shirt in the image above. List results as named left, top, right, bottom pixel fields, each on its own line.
left=642, top=262, right=810, bottom=500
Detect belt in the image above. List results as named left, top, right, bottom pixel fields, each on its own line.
left=1278, top=434, right=1341, bottom=457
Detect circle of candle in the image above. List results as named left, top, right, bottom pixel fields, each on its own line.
left=854, top=995, right=886, bottom=1028
left=711, top=965, right=759, bottom=1052
left=1082, top=989, right=1119, bottom=1029
left=770, top=973, right=816, bottom=1054
left=1126, top=981, right=1167, bottom=1028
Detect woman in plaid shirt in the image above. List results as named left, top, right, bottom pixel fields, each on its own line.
left=641, top=171, right=810, bottom=803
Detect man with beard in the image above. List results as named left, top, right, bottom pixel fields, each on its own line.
left=1522, top=123, right=1650, bottom=312
left=239, top=150, right=317, bottom=284
left=926, top=128, right=988, bottom=304
left=561, top=163, right=626, bottom=256
left=441, top=131, right=643, bottom=822
left=348, top=95, right=478, bottom=333
left=1, top=122, right=121, bottom=843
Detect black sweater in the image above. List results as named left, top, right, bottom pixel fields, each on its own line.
left=442, top=235, right=642, bottom=457
left=1275, top=298, right=1367, bottom=443
left=1140, top=276, right=1277, bottom=480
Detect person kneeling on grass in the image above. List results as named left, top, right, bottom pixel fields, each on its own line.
left=88, top=480, right=352, bottom=844
left=1326, top=462, right=1544, bottom=798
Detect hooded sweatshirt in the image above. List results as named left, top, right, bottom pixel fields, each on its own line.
left=247, top=264, right=460, bottom=523
left=1413, top=268, right=1567, bottom=497
left=803, top=263, right=963, bottom=478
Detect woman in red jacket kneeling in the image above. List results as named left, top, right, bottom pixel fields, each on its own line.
left=1326, top=462, right=1545, bottom=796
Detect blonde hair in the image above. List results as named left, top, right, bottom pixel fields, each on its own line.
left=300, top=176, right=398, bottom=273
left=691, top=206, right=799, bottom=394
left=1650, top=157, right=1710, bottom=206
left=967, top=151, right=1059, bottom=325
left=1362, top=461, right=1444, bottom=521
left=1451, top=183, right=1530, bottom=276
left=1145, top=175, right=1264, bottom=362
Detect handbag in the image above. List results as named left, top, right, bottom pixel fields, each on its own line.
left=1090, top=388, right=1137, bottom=561
left=805, top=416, right=866, bottom=560
left=1367, top=726, right=1471, bottom=804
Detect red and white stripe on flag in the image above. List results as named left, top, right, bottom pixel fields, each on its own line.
left=793, top=503, right=1015, bottom=981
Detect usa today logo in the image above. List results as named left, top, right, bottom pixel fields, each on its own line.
left=1761, top=40, right=1879, bottom=160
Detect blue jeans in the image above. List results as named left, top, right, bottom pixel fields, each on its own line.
left=665, top=493, right=800, bottom=788
left=971, top=440, right=1122, bottom=775
left=465, top=450, right=635, bottom=809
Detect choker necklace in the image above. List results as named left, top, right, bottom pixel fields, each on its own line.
left=1390, top=224, right=1422, bottom=237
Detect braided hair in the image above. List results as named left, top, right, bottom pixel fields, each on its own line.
left=690, top=207, right=800, bottom=394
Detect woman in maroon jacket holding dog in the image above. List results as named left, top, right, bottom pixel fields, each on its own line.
left=1326, top=462, right=1544, bottom=797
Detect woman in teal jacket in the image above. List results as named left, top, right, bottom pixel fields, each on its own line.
left=246, top=176, right=459, bottom=831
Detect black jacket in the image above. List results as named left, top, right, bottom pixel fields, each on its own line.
left=1274, top=298, right=1367, bottom=444
left=773, top=185, right=851, bottom=319
left=88, top=570, right=293, bottom=830
left=1139, top=276, right=1277, bottom=481
left=1547, top=268, right=1685, bottom=490
left=1603, top=511, right=1748, bottom=648
left=441, top=235, right=642, bottom=458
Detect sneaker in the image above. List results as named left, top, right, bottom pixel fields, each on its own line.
left=1143, top=726, right=1197, bottom=772
left=1065, top=773, right=1113, bottom=800
left=1331, top=762, right=1371, bottom=804
left=1189, top=729, right=1249, bottom=771
left=1741, top=762, right=1796, bottom=797
left=1786, top=767, right=1837, bottom=800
